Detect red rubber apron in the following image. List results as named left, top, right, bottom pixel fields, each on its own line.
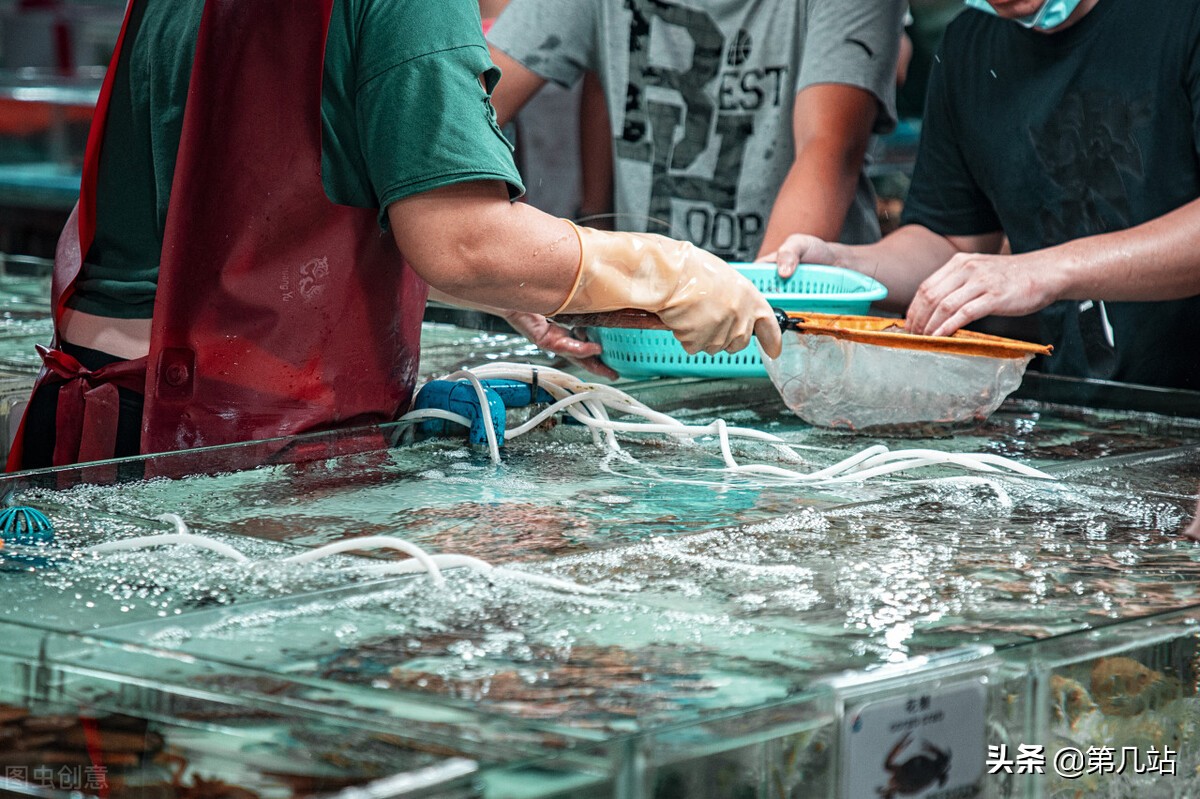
left=8, top=0, right=427, bottom=471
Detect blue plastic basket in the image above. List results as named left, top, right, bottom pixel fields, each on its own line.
left=592, top=264, right=887, bottom=378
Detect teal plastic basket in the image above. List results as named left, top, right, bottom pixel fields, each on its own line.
left=593, top=264, right=887, bottom=378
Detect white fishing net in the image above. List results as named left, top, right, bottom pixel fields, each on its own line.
left=763, top=332, right=1035, bottom=430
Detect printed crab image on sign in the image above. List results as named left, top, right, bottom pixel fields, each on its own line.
left=879, top=733, right=952, bottom=798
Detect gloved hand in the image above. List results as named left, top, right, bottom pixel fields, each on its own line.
left=552, top=223, right=782, bottom=358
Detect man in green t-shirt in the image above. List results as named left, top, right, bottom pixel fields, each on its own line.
left=14, top=0, right=780, bottom=469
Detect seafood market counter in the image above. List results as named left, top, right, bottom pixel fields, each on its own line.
left=0, top=333, right=1199, bottom=799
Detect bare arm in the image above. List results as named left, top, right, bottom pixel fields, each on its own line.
left=577, top=70, right=613, bottom=223
left=908, top=196, right=1200, bottom=335
left=388, top=181, right=578, bottom=314
left=487, top=45, right=547, bottom=128
left=426, top=284, right=616, bottom=379
left=388, top=179, right=782, bottom=359
left=771, top=224, right=1003, bottom=314
left=757, top=84, right=881, bottom=255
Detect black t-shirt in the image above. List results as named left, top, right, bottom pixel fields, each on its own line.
left=902, top=0, right=1200, bottom=391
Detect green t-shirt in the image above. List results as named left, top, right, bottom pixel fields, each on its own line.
left=71, top=0, right=524, bottom=319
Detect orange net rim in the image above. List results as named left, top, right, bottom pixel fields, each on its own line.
left=784, top=312, right=1054, bottom=360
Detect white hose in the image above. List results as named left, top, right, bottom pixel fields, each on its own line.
left=343, top=554, right=597, bottom=595
left=86, top=516, right=595, bottom=595
left=86, top=533, right=252, bottom=563
left=397, top=408, right=474, bottom=429
left=280, top=536, right=446, bottom=587
left=441, top=370, right=503, bottom=464
left=424, top=363, right=1054, bottom=487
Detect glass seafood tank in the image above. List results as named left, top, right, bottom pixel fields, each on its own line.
left=0, top=349, right=1198, bottom=798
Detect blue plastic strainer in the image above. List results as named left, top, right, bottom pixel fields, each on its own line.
left=591, top=264, right=887, bottom=378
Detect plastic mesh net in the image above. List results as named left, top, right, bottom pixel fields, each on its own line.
left=764, top=331, right=1035, bottom=430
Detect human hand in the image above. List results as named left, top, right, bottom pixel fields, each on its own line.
left=503, top=311, right=619, bottom=380
left=557, top=225, right=782, bottom=359
left=762, top=234, right=841, bottom=279
left=906, top=251, right=1064, bottom=337
left=652, top=244, right=783, bottom=359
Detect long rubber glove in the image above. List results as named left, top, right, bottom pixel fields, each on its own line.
left=551, top=223, right=782, bottom=358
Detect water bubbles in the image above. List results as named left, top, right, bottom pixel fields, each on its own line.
left=736, top=593, right=768, bottom=608
left=593, top=494, right=632, bottom=506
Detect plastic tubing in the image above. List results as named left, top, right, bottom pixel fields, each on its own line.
left=356, top=552, right=492, bottom=577
left=280, top=536, right=445, bottom=587
left=86, top=533, right=252, bottom=563
left=396, top=408, right=474, bottom=430
left=84, top=512, right=599, bottom=595
left=356, top=554, right=598, bottom=595
left=440, top=370, right=503, bottom=464
left=429, top=363, right=1054, bottom=484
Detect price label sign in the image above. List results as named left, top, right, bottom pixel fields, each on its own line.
left=842, top=680, right=986, bottom=799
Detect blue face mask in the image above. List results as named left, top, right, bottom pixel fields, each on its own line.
left=963, top=0, right=1084, bottom=31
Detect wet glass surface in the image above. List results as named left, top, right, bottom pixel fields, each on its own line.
left=0, top=312, right=1199, bottom=797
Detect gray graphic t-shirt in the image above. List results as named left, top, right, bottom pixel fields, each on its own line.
left=490, top=0, right=904, bottom=260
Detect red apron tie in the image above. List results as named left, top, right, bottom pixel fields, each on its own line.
left=37, top=345, right=147, bottom=467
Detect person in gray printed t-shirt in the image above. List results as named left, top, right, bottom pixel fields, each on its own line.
left=487, top=0, right=907, bottom=263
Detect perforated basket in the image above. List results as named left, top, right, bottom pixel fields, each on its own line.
left=592, top=264, right=887, bottom=378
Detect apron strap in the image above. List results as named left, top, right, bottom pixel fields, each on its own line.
left=37, top=345, right=147, bottom=466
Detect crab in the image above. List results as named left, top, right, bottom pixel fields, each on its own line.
left=1090, top=656, right=1182, bottom=717
left=877, top=733, right=951, bottom=799
left=1050, top=674, right=1098, bottom=730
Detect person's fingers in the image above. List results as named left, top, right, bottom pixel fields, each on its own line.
left=907, top=255, right=980, bottom=333
left=676, top=328, right=704, bottom=355
left=576, top=355, right=620, bottom=381
left=907, top=266, right=967, bottom=335
left=705, top=319, right=737, bottom=355
left=772, top=238, right=804, bottom=279
left=920, top=283, right=986, bottom=337
left=701, top=314, right=739, bottom=355
left=550, top=335, right=603, bottom=358
left=549, top=326, right=615, bottom=378
left=754, top=312, right=783, bottom=359
left=930, top=295, right=993, bottom=338
left=724, top=320, right=754, bottom=355
left=918, top=255, right=968, bottom=297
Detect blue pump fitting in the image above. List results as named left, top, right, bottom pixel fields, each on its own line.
left=412, top=378, right=555, bottom=447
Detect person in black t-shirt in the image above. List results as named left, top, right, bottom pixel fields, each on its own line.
left=767, top=0, right=1200, bottom=392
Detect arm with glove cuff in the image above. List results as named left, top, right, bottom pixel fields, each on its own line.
left=387, top=181, right=782, bottom=359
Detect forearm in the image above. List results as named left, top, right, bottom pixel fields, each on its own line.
left=902, top=205, right=1200, bottom=338
left=425, top=287, right=510, bottom=317
left=825, top=224, right=964, bottom=312
left=758, top=140, right=862, bottom=254
left=391, top=180, right=781, bottom=359
left=389, top=183, right=580, bottom=315
left=1048, top=198, right=1200, bottom=302
left=759, top=83, right=881, bottom=256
